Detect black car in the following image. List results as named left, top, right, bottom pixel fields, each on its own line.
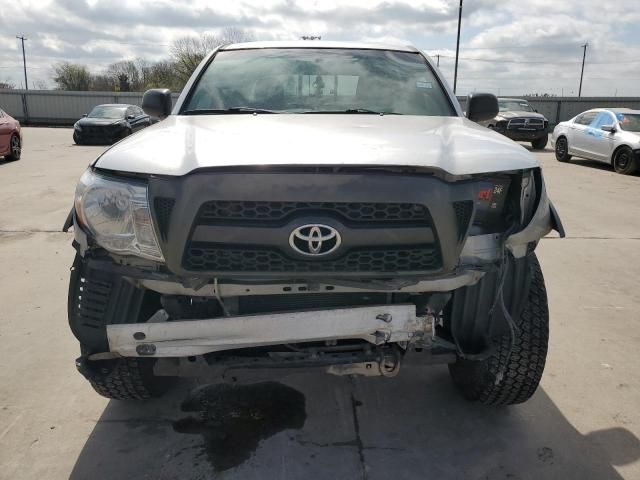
left=73, top=104, right=152, bottom=145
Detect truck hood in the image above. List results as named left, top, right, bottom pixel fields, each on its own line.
left=496, top=111, right=546, bottom=120
left=94, top=114, right=539, bottom=176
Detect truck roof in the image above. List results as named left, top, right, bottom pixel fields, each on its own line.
left=221, top=40, right=419, bottom=53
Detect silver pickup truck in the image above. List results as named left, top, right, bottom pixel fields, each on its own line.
left=65, top=41, right=564, bottom=406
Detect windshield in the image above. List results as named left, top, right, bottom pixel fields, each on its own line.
left=616, top=113, right=640, bottom=132
left=88, top=105, right=126, bottom=119
left=498, top=100, right=534, bottom=113
left=182, top=48, right=455, bottom=116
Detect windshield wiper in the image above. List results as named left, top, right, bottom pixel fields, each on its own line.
left=300, top=108, right=401, bottom=115
left=181, top=107, right=280, bottom=115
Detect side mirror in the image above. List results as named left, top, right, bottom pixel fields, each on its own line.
left=466, top=93, right=499, bottom=123
left=142, top=88, right=172, bottom=119
left=82, top=114, right=87, bottom=117
left=601, top=125, right=616, bottom=133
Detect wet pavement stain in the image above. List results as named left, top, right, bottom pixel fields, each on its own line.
left=172, top=381, right=306, bottom=472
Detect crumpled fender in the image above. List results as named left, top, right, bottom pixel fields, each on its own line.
left=506, top=177, right=565, bottom=257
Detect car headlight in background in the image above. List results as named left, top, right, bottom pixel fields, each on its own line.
left=74, top=123, right=81, bottom=131
left=74, top=169, right=164, bottom=261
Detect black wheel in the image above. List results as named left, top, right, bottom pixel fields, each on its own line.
left=531, top=136, right=548, bottom=150
left=554, top=136, right=571, bottom=162
left=78, top=356, right=172, bottom=400
left=612, top=146, right=637, bottom=175
left=448, top=254, right=549, bottom=406
left=73, top=132, right=83, bottom=145
left=5, top=134, right=21, bottom=161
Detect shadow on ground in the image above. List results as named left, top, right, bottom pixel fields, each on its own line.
left=69, top=368, right=639, bottom=480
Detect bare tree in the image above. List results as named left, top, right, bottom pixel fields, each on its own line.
left=53, top=63, right=91, bottom=90
left=33, top=79, right=49, bottom=90
left=220, top=26, right=255, bottom=44
left=106, top=60, right=143, bottom=92
left=0, top=80, right=15, bottom=89
left=90, top=74, right=115, bottom=92
left=143, top=60, right=183, bottom=91
left=170, top=28, right=254, bottom=86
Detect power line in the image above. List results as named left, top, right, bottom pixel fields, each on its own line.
left=432, top=54, right=640, bottom=65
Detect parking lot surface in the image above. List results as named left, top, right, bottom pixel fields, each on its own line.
left=1, top=127, right=639, bottom=480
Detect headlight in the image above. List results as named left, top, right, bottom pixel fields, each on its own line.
left=74, top=169, right=164, bottom=261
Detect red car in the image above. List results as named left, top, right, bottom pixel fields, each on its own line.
left=0, top=108, right=21, bottom=161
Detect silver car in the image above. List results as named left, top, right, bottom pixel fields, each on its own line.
left=551, top=108, right=640, bottom=175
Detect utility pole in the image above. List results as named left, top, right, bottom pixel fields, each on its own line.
left=578, top=42, right=588, bottom=97
left=16, top=35, right=28, bottom=90
left=453, top=0, right=463, bottom=94
left=436, top=54, right=440, bottom=67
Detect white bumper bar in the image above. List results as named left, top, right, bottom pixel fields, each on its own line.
left=107, top=305, right=430, bottom=357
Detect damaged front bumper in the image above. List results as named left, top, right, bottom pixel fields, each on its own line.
left=107, top=304, right=432, bottom=357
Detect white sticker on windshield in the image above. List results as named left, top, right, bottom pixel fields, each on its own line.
left=416, top=80, right=433, bottom=89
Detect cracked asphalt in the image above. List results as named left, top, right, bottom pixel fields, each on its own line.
left=1, top=127, right=639, bottom=480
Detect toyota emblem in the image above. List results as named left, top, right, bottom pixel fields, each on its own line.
left=289, top=224, right=342, bottom=256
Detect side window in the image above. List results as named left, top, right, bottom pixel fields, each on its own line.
left=135, top=106, right=144, bottom=116
left=126, top=107, right=134, bottom=118
left=591, top=112, right=615, bottom=129
left=575, top=112, right=598, bottom=126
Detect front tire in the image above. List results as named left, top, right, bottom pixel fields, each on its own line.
left=79, top=356, right=171, bottom=400
left=5, top=134, right=21, bottom=161
left=531, top=136, right=548, bottom=150
left=554, top=136, right=571, bottom=162
left=448, top=254, right=549, bottom=406
left=612, top=146, right=637, bottom=175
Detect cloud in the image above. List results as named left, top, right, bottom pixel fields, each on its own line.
left=0, top=0, right=638, bottom=96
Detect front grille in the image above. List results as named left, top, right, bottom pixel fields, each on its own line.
left=83, top=126, right=110, bottom=134
left=184, top=243, right=441, bottom=273
left=197, top=201, right=429, bottom=225
left=507, top=118, right=544, bottom=130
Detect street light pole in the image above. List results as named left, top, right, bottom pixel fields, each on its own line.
left=453, top=0, right=463, bottom=94
left=578, top=42, right=588, bottom=97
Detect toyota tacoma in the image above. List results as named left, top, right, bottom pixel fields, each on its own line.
left=64, top=41, right=564, bottom=405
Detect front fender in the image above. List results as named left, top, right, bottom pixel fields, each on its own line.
left=506, top=177, right=565, bottom=257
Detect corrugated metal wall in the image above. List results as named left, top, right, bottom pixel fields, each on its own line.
left=0, top=90, right=180, bottom=125
left=455, top=96, right=640, bottom=127
left=1, top=89, right=639, bottom=127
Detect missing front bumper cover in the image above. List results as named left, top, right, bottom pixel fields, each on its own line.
left=106, top=305, right=432, bottom=358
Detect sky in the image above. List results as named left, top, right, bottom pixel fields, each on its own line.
left=1, top=0, right=639, bottom=96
